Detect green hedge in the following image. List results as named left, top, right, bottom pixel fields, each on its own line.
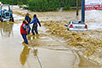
left=27, top=0, right=81, bottom=11
left=0, top=0, right=81, bottom=11
left=0, top=0, right=28, bottom=5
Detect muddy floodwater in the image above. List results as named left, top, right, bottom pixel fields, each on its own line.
left=0, top=5, right=102, bottom=68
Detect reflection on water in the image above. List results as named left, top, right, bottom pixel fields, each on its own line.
left=20, top=42, right=38, bottom=66
left=0, top=22, right=14, bottom=37
left=32, top=34, right=40, bottom=39
left=27, top=34, right=39, bottom=56
left=27, top=34, right=40, bottom=41
left=20, top=43, right=30, bottom=66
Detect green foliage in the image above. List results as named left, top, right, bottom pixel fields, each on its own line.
left=0, top=0, right=81, bottom=11
left=27, top=0, right=81, bottom=11
left=0, top=0, right=28, bottom=5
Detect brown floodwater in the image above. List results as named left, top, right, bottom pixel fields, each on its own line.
left=0, top=5, right=101, bottom=68
left=0, top=21, right=78, bottom=68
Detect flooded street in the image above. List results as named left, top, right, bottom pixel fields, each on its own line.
left=0, top=21, right=79, bottom=68
left=0, top=5, right=102, bottom=68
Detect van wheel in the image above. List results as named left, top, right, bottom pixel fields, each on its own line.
left=1, top=19, right=3, bottom=22
left=11, top=17, right=14, bottom=22
left=10, top=15, right=14, bottom=22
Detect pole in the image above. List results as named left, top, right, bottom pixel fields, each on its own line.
left=81, top=0, right=85, bottom=23
left=76, top=0, right=78, bottom=16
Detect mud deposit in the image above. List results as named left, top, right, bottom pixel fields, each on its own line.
left=0, top=5, right=101, bottom=68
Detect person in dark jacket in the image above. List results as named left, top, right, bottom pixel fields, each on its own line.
left=30, top=14, right=41, bottom=35
left=25, top=13, right=31, bottom=34
left=20, top=20, right=29, bottom=44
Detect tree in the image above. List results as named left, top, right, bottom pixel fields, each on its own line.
left=0, top=0, right=81, bottom=11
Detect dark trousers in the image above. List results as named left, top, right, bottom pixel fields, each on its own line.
left=32, top=24, right=38, bottom=35
left=22, top=34, right=28, bottom=44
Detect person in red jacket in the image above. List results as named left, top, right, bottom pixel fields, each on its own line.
left=20, top=20, right=28, bottom=44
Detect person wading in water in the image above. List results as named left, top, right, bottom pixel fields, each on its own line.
left=20, top=20, right=29, bottom=44
left=25, top=13, right=31, bottom=34
left=30, top=14, right=41, bottom=35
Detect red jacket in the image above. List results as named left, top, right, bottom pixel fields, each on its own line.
left=20, top=23, right=27, bottom=35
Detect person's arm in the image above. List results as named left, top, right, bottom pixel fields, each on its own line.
left=30, top=18, right=34, bottom=24
left=23, top=24, right=26, bottom=30
left=23, top=24, right=29, bottom=32
left=37, top=18, right=41, bottom=27
left=25, top=15, right=28, bottom=21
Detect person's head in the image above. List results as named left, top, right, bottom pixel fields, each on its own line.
left=26, top=13, right=29, bottom=16
left=33, top=14, right=36, bottom=18
left=23, top=20, right=26, bottom=23
left=23, top=20, right=28, bottom=24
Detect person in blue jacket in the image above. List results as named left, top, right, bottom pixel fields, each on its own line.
left=30, top=14, right=41, bottom=35
left=25, top=13, right=31, bottom=34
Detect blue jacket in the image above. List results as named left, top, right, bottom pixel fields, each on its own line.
left=30, top=17, right=41, bottom=27
left=25, top=15, right=31, bottom=23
